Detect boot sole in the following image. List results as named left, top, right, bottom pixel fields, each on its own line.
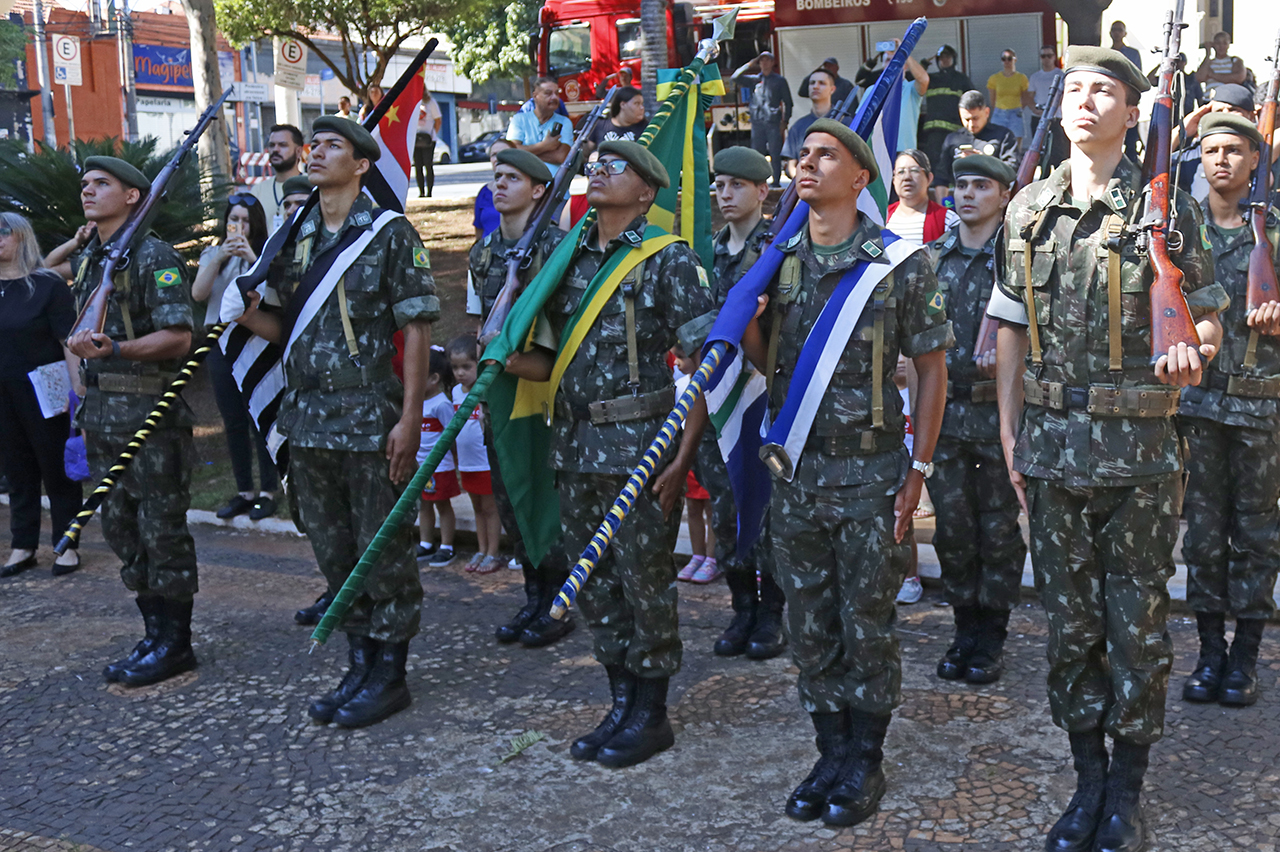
left=119, top=655, right=198, bottom=687
left=1219, top=691, right=1258, bottom=707
left=820, top=784, right=885, bottom=827
left=1181, top=686, right=1219, bottom=703
left=784, top=799, right=825, bottom=821
left=519, top=619, right=575, bottom=648
left=964, top=668, right=1003, bottom=685
left=595, top=728, right=675, bottom=768
left=333, top=691, right=412, bottom=728
left=745, top=641, right=787, bottom=660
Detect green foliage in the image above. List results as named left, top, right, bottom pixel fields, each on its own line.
left=0, top=136, right=216, bottom=258
left=498, top=730, right=545, bottom=763
left=0, top=20, right=29, bottom=89
left=442, top=0, right=537, bottom=84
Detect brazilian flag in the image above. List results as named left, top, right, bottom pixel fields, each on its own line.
left=483, top=63, right=721, bottom=566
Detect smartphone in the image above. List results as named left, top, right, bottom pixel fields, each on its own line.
left=875, top=40, right=897, bottom=53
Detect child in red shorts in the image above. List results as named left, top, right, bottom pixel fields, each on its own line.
left=448, top=336, right=503, bottom=574
left=418, top=348, right=460, bottom=567
left=672, top=346, right=720, bottom=584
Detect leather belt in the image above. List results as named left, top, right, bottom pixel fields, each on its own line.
left=296, top=364, right=393, bottom=392
left=1023, top=378, right=1179, bottom=417
left=948, top=380, right=997, bottom=404
left=83, top=371, right=176, bottom=395
left=804, top=429, right=903, bottom=457
left=1206, top=370, right=1280, bottom=399
left=555, top=388, right=671, bottom=425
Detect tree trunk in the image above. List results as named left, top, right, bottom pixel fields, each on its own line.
left=639, top=0, right=666, bottom=118
left=180, top=0, right=231, bottom=192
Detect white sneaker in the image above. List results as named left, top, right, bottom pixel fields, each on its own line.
left=896, top=576, right=923, bottom=604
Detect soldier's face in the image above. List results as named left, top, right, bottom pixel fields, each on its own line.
left=954, top=176, right=1009, bottom=227
left=808, top=73, right=834, bottom=105
left=307, top=132, right=369, bottom=189
left=959, top=106, right=989, bottom=134
left=1060, top=71, right=1138, bottom=150
left=492, top=164, right=544, bottom=214
left=794, top=133, right=870, bottom=207
left=714, top=175, right=768, bottom=224
left=1201, top=134, right=1260, bottom=195
left=585, top=155, right=654, bottom=210
left=282, top=193, right=310, bottom=219
left=79, top=170, right=139, bottom=222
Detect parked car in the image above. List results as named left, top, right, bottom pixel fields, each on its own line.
left=457, top=130, right=505, bottom=163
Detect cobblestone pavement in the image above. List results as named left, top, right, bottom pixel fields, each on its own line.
left=1, top=508, right=1277, bottom=852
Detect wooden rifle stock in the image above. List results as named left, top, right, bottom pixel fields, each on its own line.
left=68, top=87, right=234, bottom=339
left=478, top=88, right=618, bottom=346
left=1246, top=33, right=1280, bottom=313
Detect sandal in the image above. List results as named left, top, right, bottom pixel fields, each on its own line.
left=691, top=557, right=723, bottom=584
left=464, top=552, right=485, bottom=572
left=475, top=555, right=505, bottom=575
left=678, top=555, right=706, bottom=582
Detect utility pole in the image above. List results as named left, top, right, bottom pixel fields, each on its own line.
left=117, top=0, right=138, bottom=141
left=31, top=0, right=57, bottom=147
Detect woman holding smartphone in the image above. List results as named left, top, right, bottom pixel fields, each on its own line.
left=193, top=193, right=279, bottom=521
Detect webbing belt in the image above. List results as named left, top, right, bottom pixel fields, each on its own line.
left=1022, top=377, right=1180, bottom=417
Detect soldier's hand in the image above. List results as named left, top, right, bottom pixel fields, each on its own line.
left=385, top=419, right=421, bottom=484
left=651, top=462, right=686, bottom=519
left=754, top=294, right=769, bottom=319
left=1154, top=341, right=1213, bottom=388
left=976, top=349, right=997, bottom=379
left=67, top=330, right=114, bottom=360
left=1008, top=469, right=1029, bottom=516
left=75, top=222, right=96, bottom=247
left=893, top=471, right=924, bottom=543
left=1248, top=302, right=1280, bottom=337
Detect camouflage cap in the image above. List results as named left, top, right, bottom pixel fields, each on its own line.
left=311, top=115, right=381, bottom=162
left=598, top=139, right=670, bottom=188
left=1063, top=45, right=1151, bottom=95
left=495, top=148, right=553, bottom=184
left=804, top=118, right=879, bottom=182
left=713, top=146, right=772, bottom=182
left=1200, top=112, right=1264, bottom=149
left=281, top=175, right=314, bottom=197
left=952, top=153, right=1016, bottom=187
left=82, top=156, right=150, bottom=192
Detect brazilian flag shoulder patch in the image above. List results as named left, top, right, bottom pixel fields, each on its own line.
left=154, top=268, right=181, bottom=288
left=926, top=289, right=946, bottom=315
left=1200, top=224, right=1212, bottom=251
left=412, top=247, right=431, bottom=269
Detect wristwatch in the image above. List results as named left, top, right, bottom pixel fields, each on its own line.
left=910, top=459, right=934, bottom=479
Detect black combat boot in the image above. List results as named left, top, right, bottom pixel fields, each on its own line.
left=596, top=675, right=676, bottom=768
left=308, top=633, right=378, bottom=723
left=571, top=664, right=636, bottom=761
left=1182, top=611, right=1227, bottom=703
left=746, top=572, right=788, bottom=659
left=965, top=608, right=1010, bottom=684
left=120, top=598, right=198, bottom=687
left=1044, top=729, right=1108, bottom=852
left=104, top=595, right=165, bottom=682
left=1092, top=739, right=1149, bottom=852
left=519, top=567, right=575, bottom=647
left=937, top=604, right=982, bottom=680
left=821, top=709, right=890, bottom=826
left=496, top=562, right=542, bottom=643
left=294, top=589, right=335, bottom=626
left=1220, top=618, right=1266, bottom=707
left=715, top=570, right=758, bottom=657
left=333, top=640, right=412, bottom=728
left=785, top=710, right=851, bottom=821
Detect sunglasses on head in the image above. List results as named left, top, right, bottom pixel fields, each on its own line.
left=227, top=193, right=260, bottom=208
left=584, top=159, right=631, bottom=177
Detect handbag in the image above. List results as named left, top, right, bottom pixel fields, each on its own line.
left=64, top=391, right=90, bottom=482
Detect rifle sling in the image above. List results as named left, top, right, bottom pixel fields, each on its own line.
left=622, top=258, right=646, bottom=395
left=1021, top=208, right=1051, bottom=365
left=871, top=289, right=886, bottom=430
left=335, top=276, right=363, bottom=370
left=1104, top=215, right=1125, bottom=373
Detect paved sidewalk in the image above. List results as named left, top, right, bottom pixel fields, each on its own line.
left=0, top=508, right=1277, bottom=852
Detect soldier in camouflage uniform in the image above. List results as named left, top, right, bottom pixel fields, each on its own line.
left=1179, top=113, right=1280, bottom=709
left=63, top=156, right=199, bottom=689
left=703, top=146, right=787, bottom=660
left=738, top=120, right=953, bottom=827
left=928, top=154, right=1027, bottom=686
left=469, top=148, right=574, bottom=648
left=232, top=117, right=438, bottom=729
left=989, top=48, right=1227, bottom=852
left=504, top=140, right=715, bottom=769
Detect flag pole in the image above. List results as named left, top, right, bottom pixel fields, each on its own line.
left=308, top=11, right=740, bottom=648
left=548, top=16, right=930, bottom=619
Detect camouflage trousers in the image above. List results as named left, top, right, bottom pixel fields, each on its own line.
left=931, top=437, right=1027, bottom=610
left=771, top=477, right=909, bottom=715
left=484, top=417, right=568, bottom=575
left=560, top=470, right=683, bottom=678
left=290, top=447, right=422, bottom=642
left=1181, top=416, right=1280, bottom=620
left=86, top=428, right=197, bottom=600
left=1027, top=476, right=1180, bottom=745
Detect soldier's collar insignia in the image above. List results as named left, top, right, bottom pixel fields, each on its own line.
left=862, top=240, right=883, bottom=258
left=622, top=229, right=643, bottom=246
left=299, top=221, right=316, bottom=237
left=353, top=210, right=373, bottom=226
left=1106, top=187, right=1126, bottom=212
left=783, top=232, right=802, bottom=250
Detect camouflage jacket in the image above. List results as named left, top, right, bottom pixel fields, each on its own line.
left=71, top=232, right=194, bottom=433
left=543, top=214, right=715, bottom=475
left=269, top=193, right=439, bottom=453
left=710, top=217, right=772, bottom=303
left=1179, top=203, right=1280, bottom=431
left=760, top=217, right=954, bottom=492
left=993, top=158, right=1227, bottom=486
left=932, top=225, right=1000, bottom=446
left=468, top=223, right=566, bottom=323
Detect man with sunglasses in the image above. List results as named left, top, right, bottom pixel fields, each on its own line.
left=503, top=140, right=714, bottom=768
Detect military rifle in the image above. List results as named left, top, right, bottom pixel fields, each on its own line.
left=69, top=87, right=234, bottom=338
left=478, top=87, right=618, bottom=345
left=1245, top=32, right=1280, bottom=319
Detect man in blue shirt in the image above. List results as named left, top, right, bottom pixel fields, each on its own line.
left=506, top=77, right=575, bottom=173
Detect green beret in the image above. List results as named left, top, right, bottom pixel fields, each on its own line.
left=713, top=146, right=772, bottom=183
left=1200, top=112, right=1264, bottom=149
left=495, top=148, right=553, bottom=184
left=598, top=139, right=669, bottom=188
left=281, top=175, right=314, bottom=197
left=952, top=153, right=1016, bottom=187
left=311, top=115, right=381, bottom=162
left=804, top=118, right=879, bottom=182
left=1063, top=45, right=1151, bottom=95
left=82, top=156, right=150, bottom=192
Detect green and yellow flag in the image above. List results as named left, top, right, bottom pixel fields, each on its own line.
left=482, top=64, right=721, bottom=565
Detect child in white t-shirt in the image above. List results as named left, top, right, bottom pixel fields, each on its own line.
left=418, top=348, right=459, bottom=568
left=671, top=346, right=720, bottom=584
left=447, top=335, right=503, bottom=574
